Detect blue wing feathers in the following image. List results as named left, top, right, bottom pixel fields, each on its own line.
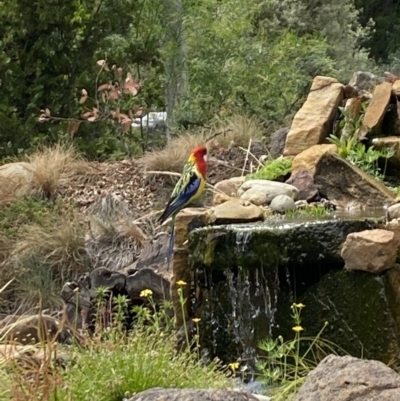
left=158, top=174, right=201, bottom=224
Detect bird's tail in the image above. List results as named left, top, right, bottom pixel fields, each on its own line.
left=167, top=216, right=176, bottom=271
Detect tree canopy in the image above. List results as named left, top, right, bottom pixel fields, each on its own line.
left=0, top=0, right=396, bottom=159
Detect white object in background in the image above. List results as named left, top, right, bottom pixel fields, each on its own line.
left=131, top=111, right=167, bottom=128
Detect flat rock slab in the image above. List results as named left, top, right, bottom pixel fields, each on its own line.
left=362, top=81, right=392, bottom=134
left=189, top=218, right=382, bottom=268
left=295, top=355, right=400, bottom=401
left=128, top=388, right=260, bottom=401
left=314, top=152, right=395, bottom=208
left=206, top=199, right=264, bottom=224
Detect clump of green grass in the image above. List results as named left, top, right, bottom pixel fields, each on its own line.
left=0, top=197, right=70, bottom=240
left=246, top=157, right=292, bottom=181
left=59, top=329, right=228, bottom=401
left=0, top=290, right=230, bottom=401
left=257, top=303, right=346, bottom=400
left=328, top=105, right=395, bottom=182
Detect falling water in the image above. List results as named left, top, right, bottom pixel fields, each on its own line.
left=190, top=210, right=387, bottom=367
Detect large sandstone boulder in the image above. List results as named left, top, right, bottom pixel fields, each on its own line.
left=172, top=208, right=207, bottom=327
left=361, top=81, right=393, bottom=136
left=291, top=144, right=337, bottom=175
left=295, top=355, right=400, bottom=401
left=341, top=229, right=400, bottom=273
left=314, top=152, right=395, bottom=208
left=283, top=76, right=344, bottom=156
left=392, top=80, right=400, bottom=96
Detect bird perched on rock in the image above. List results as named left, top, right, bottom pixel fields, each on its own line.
left=158, top=145, right=208, bottom=270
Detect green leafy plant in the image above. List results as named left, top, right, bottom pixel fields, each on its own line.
left=347, top=143, right=394, bottom=180
left=246, top=158, right=293, bottom=181
left=258, top=303, right=346, bottom=400
left=328, top=105, right=395, bottom=181
left=329, top=135, right=395, bottom=181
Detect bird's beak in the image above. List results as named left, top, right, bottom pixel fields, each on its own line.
left=204, top=154, right=207, bottom=162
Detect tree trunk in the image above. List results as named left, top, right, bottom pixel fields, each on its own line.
left=161, top=0, right=189, bottom=141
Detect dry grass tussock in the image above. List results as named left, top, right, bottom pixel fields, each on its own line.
left=24, top=143, right=97, bottom=198
left=142, top=114, right=264, bottom=173
left=0, top=234, right=12, bottom=265
left=0, top=311, right=67, bottom=401
left=0, top=212, right=87, bottom=313
left=142, top=131, right=208, bottom=173
left=10, top=213, right=87, bottom=278
left=86, top=194, right=148, bottom=270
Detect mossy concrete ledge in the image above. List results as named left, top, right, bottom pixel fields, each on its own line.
left=186, top=217, right=400, bottom=367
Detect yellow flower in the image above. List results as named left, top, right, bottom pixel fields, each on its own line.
left=176, top=280, right=187, bottom=286
left=294, top=303, right=305, bottom=309
left=292, top=325, right=304, bottom=333
left=228, top=362, right=240, bottom=371
left=140, top=289, right=153, bottom=298
left=192, top=318, right=201, bottom=323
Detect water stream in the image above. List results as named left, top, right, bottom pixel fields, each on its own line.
left=189, top=208, right=392, bottom=369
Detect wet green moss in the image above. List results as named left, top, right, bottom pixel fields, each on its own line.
left=187, top=217, right=400, bottom=365
left=189, top=219, right=381, bottom=270
left=275, top=269, right=400, bottom=364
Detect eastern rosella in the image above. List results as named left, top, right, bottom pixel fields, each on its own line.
left=158, top=145, right=208, bottom=270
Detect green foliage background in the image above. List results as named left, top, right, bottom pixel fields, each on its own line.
left=0, top=0, right=397, bottom=159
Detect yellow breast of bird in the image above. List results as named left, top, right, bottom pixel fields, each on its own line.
left=190, top=176, right=206, bottom=203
